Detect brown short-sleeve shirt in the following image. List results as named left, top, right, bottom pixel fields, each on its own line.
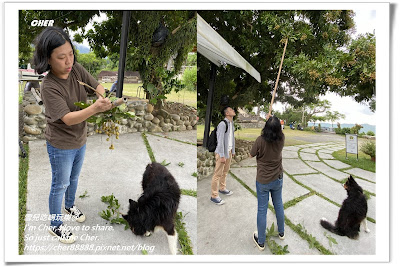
left=250, top=135, right=285, bottom=184
left=41, top=62, right=99, bottom=149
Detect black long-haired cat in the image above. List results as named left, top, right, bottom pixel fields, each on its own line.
left=320, top=175, right=370, bottom=239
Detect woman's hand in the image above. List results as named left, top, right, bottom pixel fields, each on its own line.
left=93, top=98, right=112, bottom=113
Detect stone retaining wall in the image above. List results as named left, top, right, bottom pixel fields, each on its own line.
left=21, top=91, right=197, bottom=142
left=237, top=121, right=265, bottom=129
left=197, top=139, right=254, bottom=178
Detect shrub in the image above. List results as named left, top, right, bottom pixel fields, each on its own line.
left=366, top=131, right=375, bottom=136
left=341, top=127, right=351, bottom=135
left=350, top=124, right=363, bottom=134
left=335, top=127, right=351, bottom=135
left=304, top=127, right=314, bottom=132
left=360, top=141, right=376, bottom=159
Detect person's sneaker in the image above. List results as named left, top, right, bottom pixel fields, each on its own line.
left=210, top=197, right=225, bottom=205
left=48, top=224, right=76, bottom=244
left=279, top=232, right=285, bottom=240
left=219, top=189, right=233, bottom=196
left=253, top=231, right=265, bottom=251
left=64, top=205, right=86, bottom=222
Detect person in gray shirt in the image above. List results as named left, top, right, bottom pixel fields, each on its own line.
left=210, top=106, right=236, bottom=205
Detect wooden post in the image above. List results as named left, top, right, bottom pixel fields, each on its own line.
left=269, top=38, right=288, bottom=116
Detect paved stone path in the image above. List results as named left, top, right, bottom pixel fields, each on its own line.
left=198, top=141, right=376, bottom=255
left=24, top=131, right=197, bottom=255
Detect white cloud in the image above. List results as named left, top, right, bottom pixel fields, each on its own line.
left=353, top=9, right=376, bottom=36
left=319, top=92, right=375, bottom=124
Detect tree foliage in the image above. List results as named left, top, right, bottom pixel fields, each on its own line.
left=325, top=110, right=346, bottom=128
left=19, top=10, right=100, bottom=65
left=182, top=66, right=197, bottom=91
left=77, top=11, right=197, bottom=106
left=197, top=10, right=375, bottom=125
left=19, top=10, right=196, bottom=107
left=76, top=51, right=107, bottom=79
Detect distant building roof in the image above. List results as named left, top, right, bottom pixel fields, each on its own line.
left=97, top=70, right=141, bottom=79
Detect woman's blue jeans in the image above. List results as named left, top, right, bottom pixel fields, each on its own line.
left=256, top=174, right=285, bottom=244
left=46, top=142, right=86, bottom=227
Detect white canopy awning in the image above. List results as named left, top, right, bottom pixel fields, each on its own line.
left=197, top=14, right=261, bottom=83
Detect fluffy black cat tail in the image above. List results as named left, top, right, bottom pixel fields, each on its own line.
left=320, top=219, right=339, bottom=234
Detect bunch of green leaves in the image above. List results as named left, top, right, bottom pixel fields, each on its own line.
left=145, top=68, right=185, bottom=105
left=295, top=223, right=317, bottom=249
left=324, top=232, right=338, bottom=247
left=74, top=97, right=135, bottom=127
left=160, top=160, right=171, bottom=166
left=99, top=194, right=130, bottom=230
left=265, top=223, right=290, bottom=255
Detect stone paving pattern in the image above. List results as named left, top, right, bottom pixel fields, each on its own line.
left=198, top=141, right=376, bottom=255
left=24, top=131, right=197, bottom=255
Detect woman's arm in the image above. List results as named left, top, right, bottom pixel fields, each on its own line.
left=96, top=84, right=106, bottom=97
left=61, top=98, right=112, bottom=126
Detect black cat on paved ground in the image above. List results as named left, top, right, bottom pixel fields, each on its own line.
left=122, top=162, right=181, bottom=254
left=320, top=175, right=370, bottom=239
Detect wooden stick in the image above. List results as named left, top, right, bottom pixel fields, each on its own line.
left=269, top=38, right=288, bottom=116
left=77, top=80, right=105, bottom=99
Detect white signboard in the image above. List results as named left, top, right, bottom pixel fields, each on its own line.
left=345, top=134, right=358, bottom=154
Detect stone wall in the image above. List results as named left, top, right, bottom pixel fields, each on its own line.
left=237, top=121, right=265, bottom=129
left=21, top=91, right=197, bottom=142
left=197, top=139, right=254, bottom=179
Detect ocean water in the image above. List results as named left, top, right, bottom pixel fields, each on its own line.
left=307, top=123, right=376, bottom=134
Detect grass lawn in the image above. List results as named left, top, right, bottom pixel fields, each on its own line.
left=101, top=82, right=196, bottom=108
left=19, top=144, right=29, bottom=255
left=197, top=125, right=316, bottom=146
left=332, top=148, right=376, bottom=173
left=20, top=82, right=196, bottom=107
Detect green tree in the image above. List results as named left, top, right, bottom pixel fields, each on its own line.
left=338, top=33, right=376, bottom=111
left=76, top=51, right=107, bottom=79
left=78, top=11, right=196, bottom=107
left=19, top=10, right=100, bottom=66
left=325, top=110, right=346, bottom=128
left=197, top=10, right=374, bottom=125
left=301, top=99, right=331, bottom=127
left=310, top=115, right=327, bottom=127
left=185, top=53, right=197, bottom=66
left=182, top=66, right=197, bottom=92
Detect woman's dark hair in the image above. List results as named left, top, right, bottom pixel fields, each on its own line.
left=33, top=27, right=76, bottom=74
left=261, top=116, right=284, bottom=143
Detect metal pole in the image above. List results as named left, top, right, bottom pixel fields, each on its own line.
left=116, top=11, right=131, bottom=98
left=203, top=63, right=217, bottom=148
